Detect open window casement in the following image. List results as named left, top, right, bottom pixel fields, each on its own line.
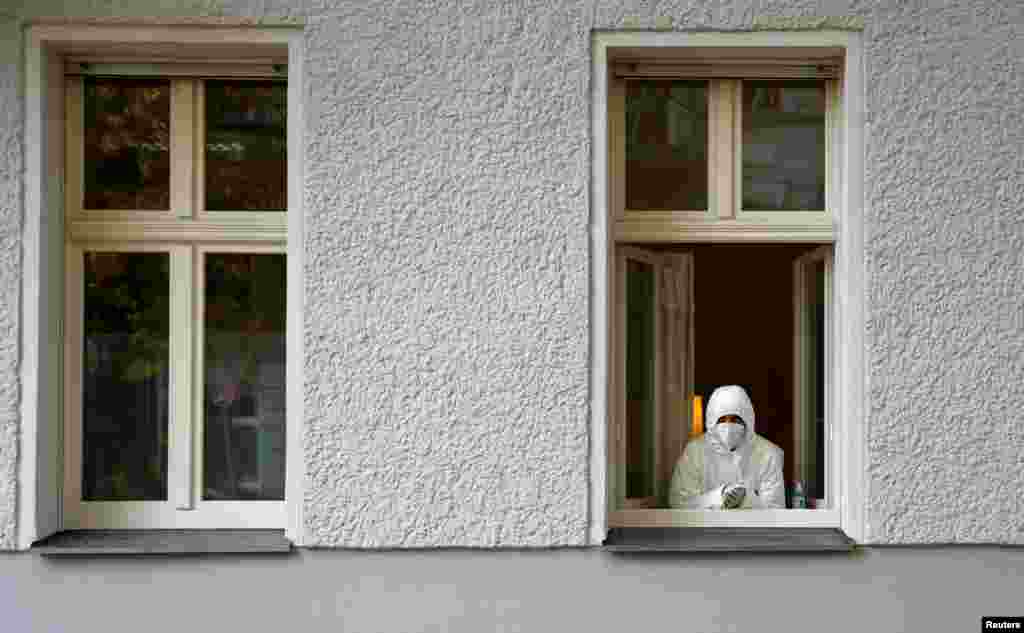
left=792, top=245, right=834, bottom=511
left=611, top=247, right=694, bottom=512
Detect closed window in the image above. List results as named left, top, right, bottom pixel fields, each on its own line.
left=64, top=67, right=288, bottom=529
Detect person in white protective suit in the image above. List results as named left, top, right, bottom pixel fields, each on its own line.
left=668, top=385, right=785, bottom=509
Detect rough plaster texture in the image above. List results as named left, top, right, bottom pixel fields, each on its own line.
left=0, top=0, right=1021, bottom=548
left=860, top=1, right=1024, bottom=544
left=0, top=16, right=23, bottom=551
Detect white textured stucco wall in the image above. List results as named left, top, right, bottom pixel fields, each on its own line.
left=861, top=1, right=1023, bottom=544
left=0, top=15, right=23, bottom=551
left=0, top=0, right=1021, bottom=548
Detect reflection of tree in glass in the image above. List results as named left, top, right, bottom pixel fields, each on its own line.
left=84, top=79, right=171, bottom=210
left=204, top=254, right=286, bottom=500
left=85, top=253, right=170, bottom=381
left=205, top=81, right=287, bottom=211
left=83, top=252, right=169, bottom=500
left=206, top=254, right=285, bottom=391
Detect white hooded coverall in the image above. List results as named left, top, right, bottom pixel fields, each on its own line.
left=668, top=385, right=785, bottom=509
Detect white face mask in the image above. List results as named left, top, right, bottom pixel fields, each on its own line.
left=716, top=422, right=746, bottom=451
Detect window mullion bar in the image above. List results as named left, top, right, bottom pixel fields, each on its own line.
left=171, top=245, right=194, bottom=510
left=710, top=79, right=736, bottom=220
left=170, top=80, right=194, bottom=219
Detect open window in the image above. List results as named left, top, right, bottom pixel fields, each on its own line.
left=600, top=34, right=861, bottom=539
left=611, top=244, right=834, bottom=517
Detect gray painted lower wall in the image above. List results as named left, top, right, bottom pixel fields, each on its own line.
left=2, top=547, right=1021, bottom=632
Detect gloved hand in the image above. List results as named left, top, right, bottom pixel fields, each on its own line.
left=721, top=483, right=747, bottom=509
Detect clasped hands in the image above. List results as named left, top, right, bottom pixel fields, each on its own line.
left=720, top=483, right=749, bottom=509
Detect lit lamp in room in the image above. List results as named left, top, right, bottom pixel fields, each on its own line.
left=690, top=395, right=703, bottom=439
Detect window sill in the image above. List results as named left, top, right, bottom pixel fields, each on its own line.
left=603, top=527, right=856, bottom=553
left=32, top=529, right=292, bottom=556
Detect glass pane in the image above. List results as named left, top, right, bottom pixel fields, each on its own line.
left=205, top=81, right=287, bottom=211
left=82, top=252, right=169, bottom=501
left=83, top=79, right=171, bottom=210
left=625, top=80, right=708, bottom=211
left=625, top=259, right=656, bottom=499
left=203, top=254, right=286, bottom=500
left=742, top=81, right=826, bottom=211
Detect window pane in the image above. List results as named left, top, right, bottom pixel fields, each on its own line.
left=205, top=81, right=287, bottom=211
left=625, top=259, right=656, bottom=500
left=625, top=80, right=708, bottom=211
left=82, top=252, right=169, bottom=501
left=742, top=81, right=826, bottom=211
left=83, top=79, right=171, bottom=210
left=203, top=254, right=286, bottom=500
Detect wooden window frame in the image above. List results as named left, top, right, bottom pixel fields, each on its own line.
left=792, top=246, right=834, bottom=511
left=590, top=31, right=867, bottom=543
left=21, top=24, right=305, bottom=546
left=611, top=248, right=694, bottom=512
left=609, top=47, right=843, bottom=244
left=63, top=69, right=287, bottom=529
left=63, top=73, right=288, bottom=243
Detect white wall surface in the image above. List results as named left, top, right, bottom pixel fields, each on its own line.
left=0, top=0, right=1021, bottom=548
left=0, top=15, right=23, bottom=551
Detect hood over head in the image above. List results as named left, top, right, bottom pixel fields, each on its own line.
left=705, top=385, right=756, bottom=454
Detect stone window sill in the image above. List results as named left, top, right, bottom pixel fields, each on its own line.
left=32, top=529, right=292, bottom=556
left=603, top=527, right=856, bottom=553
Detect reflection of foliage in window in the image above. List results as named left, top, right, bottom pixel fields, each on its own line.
left=205, top=80, right=287, bottom=211
left=82, top=252, right=169, bottom=500
left=205, top=254, right=286, bottom=389
left=204, top=254, right=286, bottom=501
left=84, top=252, right=170, bottom=381
left=83, top=79, right=171, bottom=210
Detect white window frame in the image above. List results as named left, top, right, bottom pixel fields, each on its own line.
left=20, top=23, right=305, bottom=547
left=590, top=31, right=867, bottom=543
